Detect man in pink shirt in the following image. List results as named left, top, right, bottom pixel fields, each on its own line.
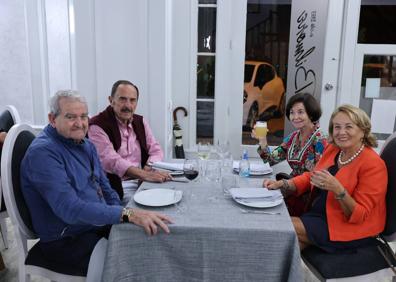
left=89, top=80, right=171, bottom=199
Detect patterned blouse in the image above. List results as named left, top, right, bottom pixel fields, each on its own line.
left=257, top=125, right=327, bottom=176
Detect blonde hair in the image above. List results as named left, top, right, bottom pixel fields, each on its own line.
left=328, top=104, right=377, bottom=147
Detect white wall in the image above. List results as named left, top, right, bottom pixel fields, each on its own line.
left=0, top=0, right=34, bottom=122
left=1, top=0, right=173, bottom=157
left=171, top=0, right=193, bottom=149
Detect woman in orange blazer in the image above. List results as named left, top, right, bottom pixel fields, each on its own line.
left=264, top=104, right=388, bottom=252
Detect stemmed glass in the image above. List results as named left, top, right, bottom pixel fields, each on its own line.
left=197, top=142, right=211, bottom=160
left=216, top=141, right=230, bottom=160
left=197, top=143, right=211, bottom=180
left=183, top=158, right=199, bottom=201
left=183, top=159, right=200, bottom=182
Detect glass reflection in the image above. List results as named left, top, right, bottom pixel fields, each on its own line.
left=242, top=1, right=291, bottom=145
left=197, top=101, right=214, bottom=143
left=359, top=5, right=396, bottom=44
left=359, top=55, right=396, bottom=140
left=199, top=0, right=217, bottom=4
left=198, top=7, right=216, bottom=52
left=197, top=56, right=215, bottom=99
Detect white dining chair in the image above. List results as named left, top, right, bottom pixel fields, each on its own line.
left=1, top=124, right=86, bottom=282
left=0, top=105, right=21, bottom=249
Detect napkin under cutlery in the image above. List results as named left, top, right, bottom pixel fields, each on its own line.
left=232, top=161, right=273, bottom=174
left=230, top=188, right=283, bottom=203
left=151, top=161, right=184, bottom=171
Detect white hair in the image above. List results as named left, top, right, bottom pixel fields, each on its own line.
left=49, top=90, right=87, bottom=117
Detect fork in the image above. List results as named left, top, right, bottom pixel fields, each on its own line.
left=239, top=208, right=281, bottom=215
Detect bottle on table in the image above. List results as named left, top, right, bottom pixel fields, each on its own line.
left=239, top=149, right=250, bottom=177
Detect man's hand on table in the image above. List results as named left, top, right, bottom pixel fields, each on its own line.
left=141, top=169, right=172, bottom=182
left=127, top=209, right=173, bottom=235
left=126, top=166, right=172, bottom=182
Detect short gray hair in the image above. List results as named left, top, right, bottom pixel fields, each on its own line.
left=49, top=90, right=87, bottom=117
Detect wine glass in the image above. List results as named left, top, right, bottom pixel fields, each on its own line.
left=216, top=141, right=230, bottom=160
left=183, top=159, right=199, bottom=181
left=197, top=142, right=211, bottom=160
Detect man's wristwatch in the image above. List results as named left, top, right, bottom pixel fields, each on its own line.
left=121, top=208, right=134, bottom=223
left=335, top=189, right=347, bottom=200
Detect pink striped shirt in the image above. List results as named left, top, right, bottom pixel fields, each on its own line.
left=88, top=117, right=163, bottom=178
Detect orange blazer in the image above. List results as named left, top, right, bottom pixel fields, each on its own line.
left=292, top=144, right=387, bottom=241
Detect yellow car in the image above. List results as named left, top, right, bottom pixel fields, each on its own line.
left=243, top=61, right=285, bottom=131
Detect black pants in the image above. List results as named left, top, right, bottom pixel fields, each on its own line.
left=38, top=226, right=111, bottom=275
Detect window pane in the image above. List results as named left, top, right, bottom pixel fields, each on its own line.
left=358, top=5, right=396, bottom=44
left=359, top=55, right=396, bottom=140
left=242, top=1, right=291, bottom=145
left=199, top=0, right=216, bottom=4
left=198, top=7, right=216, bottom=52
left=197, top=55, right=215, bottom=99
left=197, top=101, right=214, bottom=143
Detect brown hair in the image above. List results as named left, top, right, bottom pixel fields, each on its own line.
left=111, top=80, right=139, bottom=99
left=285, top=93, right=322, bottom=123
left=328, top=104, right=377, bottom=147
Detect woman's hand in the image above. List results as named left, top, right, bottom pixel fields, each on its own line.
left=310, top=169, right=344, bottom=194
left=263, top=179, right=283, bottom=190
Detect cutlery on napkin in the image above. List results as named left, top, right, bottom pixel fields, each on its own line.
left=151, top=161, right=184, bottom=171
left=232, top=161, right=272, bottom=173
left=230, top=188, right=283, bottom=202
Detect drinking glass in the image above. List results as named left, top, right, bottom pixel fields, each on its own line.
left=216, top=141, right=230, bottom=160
left=221, top=156, right=234, bottom=177
left=221, top=174, right=238, bottom=197
left=205, top=160, right=221, bottom=183
left=183, top=159, right=200, bottom=182
left=255, top=121, right=268, bottom=138
left=197, top=142, right=211, bottom=160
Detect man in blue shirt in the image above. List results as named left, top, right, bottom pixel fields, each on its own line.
left=21, top=90, right=172, bottom=275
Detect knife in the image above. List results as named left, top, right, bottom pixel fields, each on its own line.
left=170, top=178, right=189, bottom=183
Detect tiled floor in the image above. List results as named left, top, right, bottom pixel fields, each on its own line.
left=0, top=218, right=42, bottom=282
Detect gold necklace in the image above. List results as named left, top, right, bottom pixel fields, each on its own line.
left=338, top=144, right=365, bottom=166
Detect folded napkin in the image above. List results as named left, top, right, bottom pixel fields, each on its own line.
left=122, top=179, right=139, bottom=189
left=230, top=188, right=282, bottom=201
left=151, top=161, right=184, bottom=171
left=232, top=161, right=272, bottom=173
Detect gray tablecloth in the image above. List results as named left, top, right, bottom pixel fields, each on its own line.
left=102, top=163, right=302, bottom=282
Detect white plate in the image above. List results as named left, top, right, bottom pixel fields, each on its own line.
left=134, top=189, right=182, bottom=207
left=233, top=197, right=283, bottom=208
left=233, top=168, right=273, bottom=176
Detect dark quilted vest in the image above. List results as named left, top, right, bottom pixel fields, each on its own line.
left=89, top=106, right=148, bottom=199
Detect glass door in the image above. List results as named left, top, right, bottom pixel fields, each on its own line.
left=351, top=3, right=396, bottom=143
left=242, top=1, right=291, bottom=147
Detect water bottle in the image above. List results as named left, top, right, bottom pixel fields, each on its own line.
left=239, top=149, right=250, bottom=177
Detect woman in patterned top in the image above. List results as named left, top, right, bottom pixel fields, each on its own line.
left=252, top=93, right=327, bottom=215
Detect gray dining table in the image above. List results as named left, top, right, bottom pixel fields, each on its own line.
left=102, top=161, right=302, bottom=282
